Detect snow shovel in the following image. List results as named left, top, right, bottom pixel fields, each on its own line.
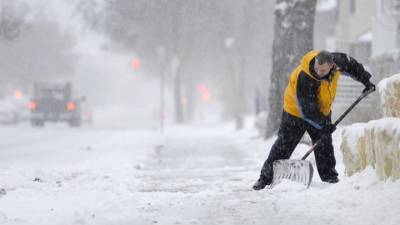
left=271, top=88, right=375, bottom=188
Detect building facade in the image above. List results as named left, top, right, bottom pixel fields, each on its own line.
left=335, top=0, right=374, bottom=64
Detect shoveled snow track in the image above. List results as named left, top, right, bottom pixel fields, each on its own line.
left=131, top=132, right=276, bottom=225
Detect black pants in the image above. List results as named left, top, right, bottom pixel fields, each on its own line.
left=260, top=111, right=338, bottom=182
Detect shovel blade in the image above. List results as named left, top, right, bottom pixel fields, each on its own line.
left=271, top=159, right=314, bottom=188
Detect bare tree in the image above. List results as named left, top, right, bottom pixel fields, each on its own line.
left=168, top=0, right=197, bottom=123
left=0, top=12, right=76, bottom=91
left=265, top=0, right=317, bottom=138
left=81, top=0, right=272, bottom=125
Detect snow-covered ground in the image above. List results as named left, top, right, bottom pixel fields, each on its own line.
left=0, top=120, right=399, bottom=225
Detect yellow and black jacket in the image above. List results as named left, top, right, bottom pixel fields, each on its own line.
left=283, top=50, right=371, bottom=129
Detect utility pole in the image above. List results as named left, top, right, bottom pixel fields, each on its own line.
left=157, top=46, right=167, bottom=133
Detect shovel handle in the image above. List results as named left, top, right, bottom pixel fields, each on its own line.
left=301, top=88, right=375, bottom=160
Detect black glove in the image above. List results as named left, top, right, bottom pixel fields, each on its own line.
left=362, top=81, right=376, bottom=94
left=322, top=123, right=336, bottom=134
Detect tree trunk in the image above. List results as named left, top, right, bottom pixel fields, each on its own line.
left=265, top=0, right=317, bottom=138
left=235, top=48, right=246, bottom=130
left=232, top=0, right=252, bottom=130
left=171, top=56, right=184, bottom=123
left=174, top=72, right=184, bottom=123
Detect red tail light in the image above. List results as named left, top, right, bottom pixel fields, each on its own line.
left=67, top=101, right=76, bottom=111
left=15, top=90, right=23, bottom=99
left=29, top=101, right=37, bottom=111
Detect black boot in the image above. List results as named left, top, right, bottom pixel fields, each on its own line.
left=323, top=177, right=339, bottom=184
left=252, top=176, right=271, bottom=191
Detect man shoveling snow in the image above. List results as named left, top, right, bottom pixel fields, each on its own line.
left=253, top=50, right=376, bottom=190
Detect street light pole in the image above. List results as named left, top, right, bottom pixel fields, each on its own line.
left=160, top=64, right=165, bottom=134
left=225, top=37, right=243, bottom=129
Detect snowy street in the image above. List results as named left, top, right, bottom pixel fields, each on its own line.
left=2, top=0, right=400, bottom=224
left=0, top=123, right=399, bottom=225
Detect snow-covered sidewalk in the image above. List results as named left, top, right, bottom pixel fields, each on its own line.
left=0, top=123, right=398, bottom=225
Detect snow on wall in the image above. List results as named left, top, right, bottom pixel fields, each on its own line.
left=340, top=123, right=366, bottom=176
left=378, top=73, right=400, bottom=117
left=341, top=73, right=400, bottom=179
left=341, top=118, right=400, bottom=180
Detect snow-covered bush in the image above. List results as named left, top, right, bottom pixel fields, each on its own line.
left=341, top=118, right=400, bottom=180
left=340, top=123, right=365, bottom=176
left=341, top=74, right=400, bottom=180
left=378, top=73, right=400, bottom=117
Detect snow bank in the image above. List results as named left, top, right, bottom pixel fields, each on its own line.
left=340, top=123, right=366, bottom=176
left=341, top=73, right=400, bottom=179
left=341, top=118, right=400, bottom=180
left=378, top=73, right=400, bottom=117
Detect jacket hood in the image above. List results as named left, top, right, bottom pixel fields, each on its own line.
left=300, top=50, right=319, bottom=80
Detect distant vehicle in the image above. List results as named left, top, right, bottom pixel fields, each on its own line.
left=0, top=98, right=20, bottom=125
left=0, top=92, right=30, bottom=125
left=29, top=82, right=85, bottom=127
